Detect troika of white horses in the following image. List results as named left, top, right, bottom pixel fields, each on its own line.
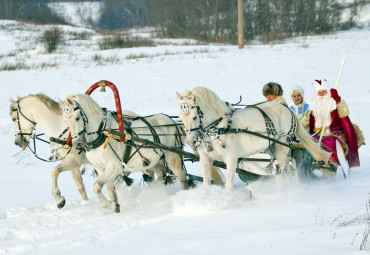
left=10, top=81, right=362, bottom=213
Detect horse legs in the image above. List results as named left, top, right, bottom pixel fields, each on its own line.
left=70, top=167, right=89, bottom=201
left=211, top=166, right=224, bottom=185
left=166, top=154, right=187, bottom=189
left=199, top=155, right=213, bottom=187
left=275, top=145, right=291, bottom=176
left=51, top=165, right=66, bottom=209
left=225, top=158, right=238, bottom=190
left=144, top=164, right=164, bottom=184
left=51, top=159, right=88, bottom=209
left=93, top=165, right=120, bottom=213
left=106, top=180, right=119, bottom=207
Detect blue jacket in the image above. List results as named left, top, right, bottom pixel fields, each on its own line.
left=290, top=102, right=309, bottom=120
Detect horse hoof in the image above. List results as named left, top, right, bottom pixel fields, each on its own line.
left=142, top=174, right=154, bottom=183
left=57, top=198, right=66, bottom=209
left=114, top=204, right=120, bottom=213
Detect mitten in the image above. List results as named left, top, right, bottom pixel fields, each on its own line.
left=330, top=88, right=341, bottom=103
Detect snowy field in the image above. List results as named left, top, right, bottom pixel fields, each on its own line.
left=0, top=18, right=370, bottom=254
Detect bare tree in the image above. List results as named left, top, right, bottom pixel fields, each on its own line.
left=0, top=0, right=65, bottom=24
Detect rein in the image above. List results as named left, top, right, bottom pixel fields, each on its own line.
left=27, top=133, right=53, bottom=162
left=27, top=132, right=74, bottom=162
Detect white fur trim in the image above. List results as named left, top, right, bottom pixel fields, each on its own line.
left=311, top=91, right=336, bottom=128
left=290, top=85, right=305, bottom=97
left=313, top=79, right=330, bottom=92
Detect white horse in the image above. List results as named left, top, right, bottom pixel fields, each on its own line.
left=10, top=94, right=90, bottom=208
left=176, top=87, right=331, bottom=190
left=59, top=94, right=223, bottom=213
left=10, top=94, right=149, bottom=209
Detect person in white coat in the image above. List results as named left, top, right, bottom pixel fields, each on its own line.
left=289, top=85, right=309, bottom=120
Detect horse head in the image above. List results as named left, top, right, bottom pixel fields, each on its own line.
left=59, top=96, right=87, bottom=149
left=176, top=91, right=202, bottom=148
left=10, top=96, right=36, bottom=149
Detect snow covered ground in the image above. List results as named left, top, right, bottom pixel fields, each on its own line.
left=0, top=19, right=370, bottom=254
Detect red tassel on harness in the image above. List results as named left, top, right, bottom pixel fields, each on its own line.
left=66, top=132, right=72, bottom=146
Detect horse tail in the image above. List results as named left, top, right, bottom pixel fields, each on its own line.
left=295, top=117, right=332, bottom=172
left=211, top=166, right=224, bottom=185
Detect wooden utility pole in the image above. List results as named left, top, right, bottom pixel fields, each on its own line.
left=238, top=0, right=244, bottom=49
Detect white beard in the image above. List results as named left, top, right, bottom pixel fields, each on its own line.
left=311, top=92, right=336, bottom=128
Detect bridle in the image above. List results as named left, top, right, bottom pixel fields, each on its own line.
left=180, top=103, right=204, bottom=134
left=11, top=100, right=37, bottom=143
left=63, top=101, right=109, bottom=152
left=181, top=102, right=225, bottom=150
left=63, top=101, right=89, bottom=142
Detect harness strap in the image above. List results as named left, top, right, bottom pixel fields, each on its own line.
left=121, top=121, right=133, bottom=164
left=218, top=128, right=292, bottom=148
left=125, top=117, right=162, bottom=165
left=12, top=102, right=35, bottom=137
left=105, top=115, right=163, bottom=168
left=137, top=116, right=161, bottom=144
left=82, top=120, right=107, bottom=151
left=281, top=104, right=299, bottom=145
left=16, top=101, right=37, bottom=126
left=245, top=105, right=276, bottom=136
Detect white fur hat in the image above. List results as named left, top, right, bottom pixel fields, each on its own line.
left=313, top=79, right=330, bottom=91
left=290, top=85, right=305, bottom=98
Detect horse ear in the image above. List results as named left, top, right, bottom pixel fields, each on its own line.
left=16, top=95, right=20, bottom=100
left=175, top=92, right=182, bottom=103
left=10, top=96, right=15, bottom=105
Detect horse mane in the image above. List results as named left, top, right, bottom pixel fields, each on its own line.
left=66, top=94, right=103, bottom=119
left=191, top=87, right=231, bottom=116
left=22, top=94, right=63, bottom=115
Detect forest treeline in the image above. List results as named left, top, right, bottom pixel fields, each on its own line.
left=1, top=0, right=369, bottom=44
left=0, top=0, right=66, bottom=24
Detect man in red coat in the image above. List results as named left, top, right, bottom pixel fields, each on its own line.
left=301, top=79, right=360, bottom=174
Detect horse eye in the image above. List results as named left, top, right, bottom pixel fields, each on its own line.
left=12, top=118, right=16, bottom=121
left=193, top=116, right=197, bottom=120
left=76, top=117, right=80, bottom=121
